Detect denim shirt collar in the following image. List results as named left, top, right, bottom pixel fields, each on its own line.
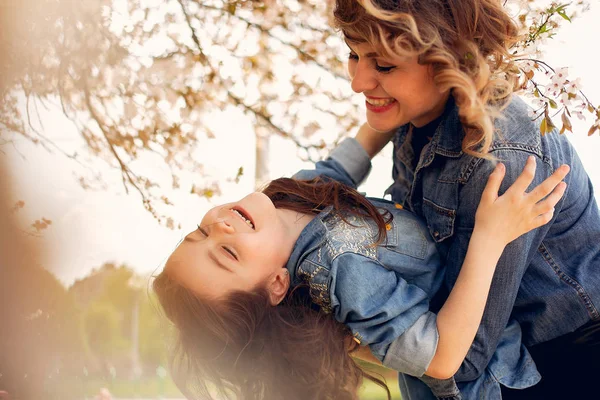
left=284, top=206, right=333, bottom=284
left=395, top=95, right=465, bottom=162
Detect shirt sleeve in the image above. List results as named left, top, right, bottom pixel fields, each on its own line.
left=383, top=312, right=439, bottom=377
left=328, top=253, right=439, bottom=377
left=292, top=138, right=372, bottom=188
left=450, top=151, right=554, bottom=382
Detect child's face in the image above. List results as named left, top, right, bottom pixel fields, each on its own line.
left=166, top=192, right=294, bottom=301
left=346, top=40, right=450, bottom=132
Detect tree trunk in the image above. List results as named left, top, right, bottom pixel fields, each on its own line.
left=255, top=133, right=270, bottom=190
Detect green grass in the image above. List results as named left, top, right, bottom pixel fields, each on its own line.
left=359, top=377, right=401, bottom=399
left=48, top=374, right=401, bottom=399
left=44, top=377, right=183, bottom=399
left=356, top=361, right=402, bottom=399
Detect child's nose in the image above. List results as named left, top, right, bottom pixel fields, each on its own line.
left=214, top=218, right=235, bottom=234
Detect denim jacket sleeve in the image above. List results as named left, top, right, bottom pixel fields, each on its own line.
left=328, top=253, right=439, bottom=377
left=292, top=138, right=372, bottom=188
left=450, top=151, right=555, bottom=381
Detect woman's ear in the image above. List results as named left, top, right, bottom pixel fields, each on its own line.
left=267, top=268, right=291, bottom=306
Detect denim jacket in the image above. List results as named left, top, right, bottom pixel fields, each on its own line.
left=292, top=160, right=444, bottom=377
left=385, top=95, right=600, bottom=397
left=293, top=138, right=541, bottom=399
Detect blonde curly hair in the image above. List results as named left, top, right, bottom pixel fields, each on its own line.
left=333, top=0, right=523, bottom=157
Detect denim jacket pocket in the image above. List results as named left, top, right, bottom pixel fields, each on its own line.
left=382, top=213, right=430, bottom=260
left=422, top=198, right=456, bottom=243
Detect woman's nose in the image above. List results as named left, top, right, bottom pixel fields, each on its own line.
left=350, top=61, right=378, bottom=93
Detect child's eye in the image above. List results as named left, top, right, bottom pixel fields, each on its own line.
left=348, top=52, right=359, bottom=61
left=222, top=246, right=238, bottom=260
left=197, top=225, right=208, bottom=236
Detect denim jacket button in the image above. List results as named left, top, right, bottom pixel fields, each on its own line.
left=433, top=231, right=440, bottom=238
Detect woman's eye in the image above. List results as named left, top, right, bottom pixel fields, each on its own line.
left=222, top=246, right=238, bottom=260
left=348, top=52, right=359, bottom=61
left=375, top=64, right=395, bottom=73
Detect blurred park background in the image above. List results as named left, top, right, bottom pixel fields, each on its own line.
left=1, top=0, right=599, bottom=399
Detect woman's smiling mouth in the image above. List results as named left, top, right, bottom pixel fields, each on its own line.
left=365, top=97, right=397, bottom=113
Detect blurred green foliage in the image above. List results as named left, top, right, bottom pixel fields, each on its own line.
left=0, top=259, right=405, bottom=399
left=0, top=262, right=174, bottom=399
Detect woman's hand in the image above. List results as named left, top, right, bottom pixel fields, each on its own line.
left=475, top=156, right=569, bottom=246
left=354, top=123, right=396, bottom=158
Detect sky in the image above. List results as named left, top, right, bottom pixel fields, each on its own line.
left=5, top=3, right=600, bottom=286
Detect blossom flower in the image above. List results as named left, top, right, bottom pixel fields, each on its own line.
left=566, top=77, right=582, bottom=95
left=532, top=97, right=549, bottom=109
left=559, top=92, right=572, bottom=107
left=551, top=67, right=569, bottom=86
left=573, top=110, right=586, bottom=121
left=521, top=60, right=536, bottom=74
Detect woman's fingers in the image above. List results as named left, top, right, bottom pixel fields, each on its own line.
left=506, top=156, right=537, bottom=195
left=481, top=163, right=506, bottom=203
left=527, top=164, right=570, bottom=203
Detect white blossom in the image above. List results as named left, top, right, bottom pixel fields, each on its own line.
left=551, top=67, right=569, bottom=86
left=566, top=78, right=582, bottom=94
left=532, top=97, right=549, bottom=109
left=521, top=60, right=536, bottom=74
left=559, top=92, right=572, bottom=106
left=573, top=110, right=586, bottom=121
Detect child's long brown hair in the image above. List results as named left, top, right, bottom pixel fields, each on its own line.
left=153, top=177, right=392, bottom=400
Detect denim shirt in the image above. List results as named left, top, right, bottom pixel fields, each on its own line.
left=293, top=139, right=541, bottom=399
left=386, top=95, right=600, bottom=395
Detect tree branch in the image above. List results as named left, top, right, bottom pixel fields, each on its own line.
left=82, top=76, right=147, bottom=201
left=196, top=3, right=348, bottom=81
left=176, top=0, right=209, bottom=66
left=178, top=0, right=327, bottom=153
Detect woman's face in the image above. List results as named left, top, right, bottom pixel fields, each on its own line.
left=166, top=192, right=294, bottom=301
left=346, top=40, right=450, bottom=131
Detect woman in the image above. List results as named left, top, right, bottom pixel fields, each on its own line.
left=332, top=0, right=600, bottom=398
left=153, top=134, right=567, bottom=400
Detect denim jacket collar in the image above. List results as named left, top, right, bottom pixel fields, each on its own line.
left=432, top=95, right=465, bottom=157
left=284, top=206, right=333, bottom=284
left=395, top=95, right=465, bottom=165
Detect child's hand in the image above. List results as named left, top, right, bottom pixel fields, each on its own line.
left=475, top=156, right=569, bottom=245
left=354, top=123, right=396, bottom=158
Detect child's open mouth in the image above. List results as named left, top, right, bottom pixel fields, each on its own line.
left=231, top=208, right=255, bottom=229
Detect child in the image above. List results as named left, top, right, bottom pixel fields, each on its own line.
left=153, top=137, right=567, bottom=400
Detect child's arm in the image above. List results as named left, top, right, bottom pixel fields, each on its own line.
left=425, top=157, right=569, bottom=379
left=348, top=159, right=569, bottom=378
left=293, top=124, right=393, bottom=187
